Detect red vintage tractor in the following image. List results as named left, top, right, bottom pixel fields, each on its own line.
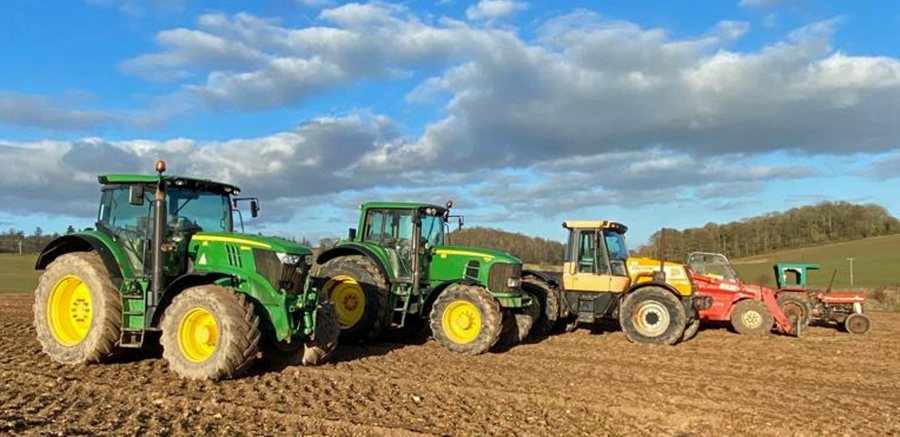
left=686, top=252, right=798, bottom=339
left=774, top=263, right=871, bottom=335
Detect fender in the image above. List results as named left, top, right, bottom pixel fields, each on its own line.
left=626, top=281, right=700, bottom=317
left=422, top=278, right=481, bottom=316
left=35, top=233, right=129, bottom=288
left=522, top=269, right=561, bottom=288
left=149, top=271, right=233, bottom=327
left=316, top=244, right=393, bottom=284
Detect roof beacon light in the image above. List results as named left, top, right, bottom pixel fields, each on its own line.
left=446, top=199, right=454, bottom=209
left=155, top=160, right=167, bottom=175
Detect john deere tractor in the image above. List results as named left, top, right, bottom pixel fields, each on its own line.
left=33, top=161, right=338, bottom=380
left=522, top=221, right=710, bottom=345
left=316, top=201, right=536, bottom=354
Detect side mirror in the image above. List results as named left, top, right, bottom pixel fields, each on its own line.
left=348, top=228, right=357, bottom=240
left=129, top=185, right=145, bottom=206
left=458, top=216, right=464, bottom=230
left=250, top=200, right=259, bottom=218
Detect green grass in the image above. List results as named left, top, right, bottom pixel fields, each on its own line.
left=0, top=254, right=39, bottom=293
left=731, top=233, right=900, bottom=289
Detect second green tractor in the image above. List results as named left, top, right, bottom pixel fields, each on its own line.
left=317, top=201, right=537, bottom=354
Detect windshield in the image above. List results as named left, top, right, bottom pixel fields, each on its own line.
left=688, top=253, right=739, bottom=280
left=167, top=188, right=232, bottom=233
left=422, top=214, right=445, bottom=246
left=604, top=231, right=629, bottom=261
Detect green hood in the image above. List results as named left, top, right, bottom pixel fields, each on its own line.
left=432, top=245, right=521, bottom=264
left=191, top=232, right=311, bottom=255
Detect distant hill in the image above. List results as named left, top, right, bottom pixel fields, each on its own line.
left=639, top=202, right=899, bottom=260
left=449, top=227, right=564, bottom=264
left=731, top=233, right=900, bottom=289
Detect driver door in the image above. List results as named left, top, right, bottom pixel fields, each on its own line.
left=563, top=229, right=614, bottom=293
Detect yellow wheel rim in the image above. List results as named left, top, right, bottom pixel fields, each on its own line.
left=47, top=275, right=93, bottom=346
left=326, top=275, right=366, bottom=329
left=441, top=300, right=482, bottom=344
left=177, top=308, right=219, bottom=362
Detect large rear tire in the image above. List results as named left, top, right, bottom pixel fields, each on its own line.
left=619, top=287, right=686, bottom=345
left=522, top=277, right=559, bottom=338
left=160, top=285, right=261, bottom=380
left=777, top=293, right=811, bottom=328
left=496, top=292, right=539, bottom=348
left=302, top=296, right=340, bottom=365
left=730, top=299, right=774, bottom=335
left=429, top=284, right=502, bottom=355
left=318, top=255, right=389, bottom=342
left=33, top=252, right=122, bottom=365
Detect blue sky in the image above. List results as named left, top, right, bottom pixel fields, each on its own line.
left=1, top=0, right=898, bottom=246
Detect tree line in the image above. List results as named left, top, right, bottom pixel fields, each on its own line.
left=0, top=227, right=73, bottom=254
left=448, top=227, right=565, bottom=264
left=637, top=202, right=900, bottom=261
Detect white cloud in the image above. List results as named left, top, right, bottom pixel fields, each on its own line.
left=0, top=93, right=113, bottom=130
left=465, top=0, right=526, bottom=21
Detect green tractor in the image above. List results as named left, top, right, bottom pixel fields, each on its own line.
left=33, top=161, right=338, bottom=380
left=316, top=201, right=536, bottom=354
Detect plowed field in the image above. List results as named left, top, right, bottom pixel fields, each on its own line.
left=2, top=293, right=898, bottom=436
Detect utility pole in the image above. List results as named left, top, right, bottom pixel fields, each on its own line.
left=18, top=240, right=22, bottom=255
left=846, top=257, right=855, bottom=286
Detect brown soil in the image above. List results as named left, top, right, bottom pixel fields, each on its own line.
left=2, top=293, right=898, bottom=436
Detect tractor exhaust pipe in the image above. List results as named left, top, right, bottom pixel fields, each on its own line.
left=150, top=160, right=168, bottom=308
left=654, top=228, right=667, bottom=283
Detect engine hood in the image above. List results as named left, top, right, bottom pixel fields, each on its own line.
left=191, top=232, right=311, bottom=255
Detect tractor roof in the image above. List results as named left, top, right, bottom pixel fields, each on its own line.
left=562, top=220, right=628, bottom=233
left=98, top=174, right=240, bottom=194
left=362, top=201, right=448, bottom=212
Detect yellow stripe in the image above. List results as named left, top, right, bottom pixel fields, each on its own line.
left=192, top=235, right=272, bottom=249
left=435, top=249, right=494, bottom=260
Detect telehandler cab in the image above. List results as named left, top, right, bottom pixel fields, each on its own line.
left=522, top=221, right=710, bottom=345
left=33, top=161, right=338, bottom=380
left=316, top=201, right=537, bottom=354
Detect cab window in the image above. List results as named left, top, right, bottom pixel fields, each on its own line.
left=364, top=211, right=385, bottom=243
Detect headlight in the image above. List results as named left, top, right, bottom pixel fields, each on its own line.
left=276, top=252, right=302, bottom=265
left=507, top=278, right=521, bottom=288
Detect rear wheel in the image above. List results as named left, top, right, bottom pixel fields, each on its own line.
left=777, top=293, right=811, bottom=328
left=496, top=292, right=539, bottom=348
left=522, top=277, right=559, bottom=338
left=619, top=287, right=686, bottom=345
left=160, top=285, right=260, bottom=380
left=731, top=299, right=774, bottom=335
left=319, top=255, right=389, bottom=342
left=843, top=313, right=871, bottom=335
left=33, top=252, right=122, bottom=365
left=429, top=284, right=502, bottom=355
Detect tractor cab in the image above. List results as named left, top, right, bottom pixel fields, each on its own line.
left=774, top=263, right=821, bottom=290
left=353, top=201, right=450, bottom=282
left=687, top=252, right=741, bottom=282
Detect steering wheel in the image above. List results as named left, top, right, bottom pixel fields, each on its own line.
left=168, top=216, right=202, bottom=234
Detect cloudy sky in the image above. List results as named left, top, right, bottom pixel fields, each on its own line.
left=1, top=0, right=898, bottom=245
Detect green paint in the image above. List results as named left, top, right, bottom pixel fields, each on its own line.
left=35, top=173, right=321, bottom=344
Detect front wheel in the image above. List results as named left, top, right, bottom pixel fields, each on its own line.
left=302, top=297, right=340, bottom=365
left=730, top=299, right=774, bottom=335
left=681, top=318, right=701, bottom=342
left=429, top=284, right=502, bottom=355
left=843, top=313, right=871, bottom=335
left=619, top=287, right=686, bottom=345
left=160, top=285, right=261, bottom=380
left=496, top=292, right=540, bottom=348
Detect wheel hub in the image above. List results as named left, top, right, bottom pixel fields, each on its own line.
left=442, top=300, right=482, bottom=344
left=47, top=275, right=93, bottom=346
left=178, top=308, right=219, bottom=363
left=633, top=301, right=670, bottom=337
left=326, top=275, right=366, bottom=329
left=742, top=310, right=762, bottom=329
